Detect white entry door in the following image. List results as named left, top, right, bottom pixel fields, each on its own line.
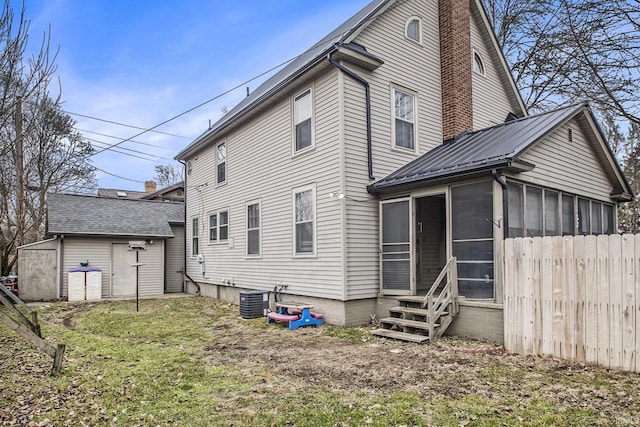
left=111, top=243, right=137, bottom=297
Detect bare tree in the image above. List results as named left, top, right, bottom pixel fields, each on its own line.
left=154, top=163, right=184, bottom=188
left=0, top=1, right=96, bottom=275
left=483, top=0, right=640, bottom=231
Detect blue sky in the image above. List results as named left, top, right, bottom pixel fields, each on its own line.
left=18, top=0, right=372, bottom=191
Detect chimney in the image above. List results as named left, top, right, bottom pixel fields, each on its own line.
left=439, top=0, right=473, bottom=141
left=145, top=180, right=157, bottom=193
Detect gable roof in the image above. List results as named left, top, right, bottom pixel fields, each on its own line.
left=141, top=181, right=185, bottom=201
left=47, top=193, right=184, bottom=238
left=176, top=0, right=391, bottom=161
left=368, top=103, right=632, bottom=200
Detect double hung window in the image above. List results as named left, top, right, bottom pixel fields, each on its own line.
left=246, top=201, right=261, bottom=256
left=216, top=142, right=226, bottom=184
left=294, top=186, right=315, bottom=255
left=393, top=88, right=416, bottom=151
left=191, top=218, right=199, bottom=256
left=209, top=210, right=229, bottom=243
left=294, top=89, right=313, bottom=152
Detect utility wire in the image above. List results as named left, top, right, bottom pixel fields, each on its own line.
left=88, top=138, right=173, bottom=162
left=92, top=165, right=146, bottom=184
left=66, top=111, right=188, bottom=138
left=76, top=127, right=176, bottom=151
left=88, top=55, right=297, bottom=157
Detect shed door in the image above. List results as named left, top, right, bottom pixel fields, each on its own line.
left=380, top=199, right=412, bottom=294
left=111, top=243, right=136, bottom=297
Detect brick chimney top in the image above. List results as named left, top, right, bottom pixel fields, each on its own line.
left=439, top=0, right=473, bottom=141
left=145, top=180, right=157, bottom=193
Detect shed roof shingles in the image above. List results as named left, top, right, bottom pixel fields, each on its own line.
left=47, top=193, right=184, bottom=238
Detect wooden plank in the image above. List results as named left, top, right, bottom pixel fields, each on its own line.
left=379, top=317, right=438, bottom=330
left=513, top=238, right=525, bottom=355
left=551, top=236, right=565, bottom=359
left=503, top=238, right=515, bottom=353
left=636, top=234, right=640, bottom=373
left=584, top=235, right=599, bottom=365
left=609, top=234, right=623, bottom=370
left=371, top=328, right=430, bottom=343
left=532, top=237, right=543, bottom=355
left=597, top=235, right=611, bottom=368
left=541, top=237, right=555, bottom=356
left=521, top=238, right=534, bottom=354
left=562, top=236, right=575, bottom=360
left=573, top=236, right=586, bottom=363
left=621, top=234, right=636, bottom=372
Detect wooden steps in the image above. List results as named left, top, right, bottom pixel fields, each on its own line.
left=370, top=328, right=431, bottom=343
left=372, top=257, right=459, bottom=344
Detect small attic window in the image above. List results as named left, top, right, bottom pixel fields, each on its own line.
left=405, top=17, right=422, bottom=44
left=473, top=51, right=485, bottom=76
left=116, top=191, right=127, bottom=197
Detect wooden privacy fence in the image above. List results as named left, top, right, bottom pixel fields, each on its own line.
left=503, top=234, right=639, bottom=373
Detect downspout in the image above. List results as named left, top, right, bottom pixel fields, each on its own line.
left=178, top=159, right=200, bottom=296
left=492, top=169, right=508, bottom=239
left=327, top=50, right=375, bottom=180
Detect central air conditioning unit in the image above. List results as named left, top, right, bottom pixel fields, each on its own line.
left=239, top=290, right=269, bottom=319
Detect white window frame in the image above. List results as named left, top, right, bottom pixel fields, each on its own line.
left=292, top=184, right=316, bottom=257
left=191, top=217, right=199, bottom=257
left=208, top=208, right=229, bottom=244
left=472, top=50, right=486, bottom=76
left=216, top=141, right=226, bottom=185
left=292, top=87, right=314, bottom=155
left=246, top=199, right=261, bottom=257
left=405, top=16, right=422, bottom=44
left=391, top=85, right=418, bottom=153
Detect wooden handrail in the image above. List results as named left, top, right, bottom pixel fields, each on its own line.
left=422, top=256, right=458, bottom=340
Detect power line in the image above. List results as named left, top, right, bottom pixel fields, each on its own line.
left=76, top=127, right=176, bottom=151
left=87, top=138, right=173, bottom=162
left=92, top=165, right=146, bottom=184
left=66, top=111, right=189, bottom=138
left=89, top=55, right=297, bottom=157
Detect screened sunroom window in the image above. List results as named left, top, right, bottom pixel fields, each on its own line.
left=452, top=181, right=494, bottom=299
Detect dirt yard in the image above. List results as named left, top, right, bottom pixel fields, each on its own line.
left=1, top=297, right=639, bottom=426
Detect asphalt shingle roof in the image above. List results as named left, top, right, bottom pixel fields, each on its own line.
left=368, top=104, right=591, bottom=194
left=47, top=193, right=184, bottom=238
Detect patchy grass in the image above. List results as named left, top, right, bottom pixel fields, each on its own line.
left=1, top=296, right=639, bottom=426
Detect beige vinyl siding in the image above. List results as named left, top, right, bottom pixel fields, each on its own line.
left=165, top=225, right=184, bottom=293
left=470, top=7, right=515, bottom=130
left=136, top=241, right=164, bottom=296
left=185, top=69, right=345, bottom=300
left=340, top=0, right=442, bottom=299
left=515, top=119, right=614, bottom=201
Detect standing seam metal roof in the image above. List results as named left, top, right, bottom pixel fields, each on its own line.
left=368, top=103, right=591, bottom=193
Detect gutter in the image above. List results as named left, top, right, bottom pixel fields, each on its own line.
left=492, top=169, right=508, bottom=239
left=177, top=159, right=200, bottom=295
left=327, top=49, right=375, bottom=180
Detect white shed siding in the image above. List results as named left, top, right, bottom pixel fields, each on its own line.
left=62, top=237, right=112, bottom=298
left=516, top=119, right=614, bottom=201
left=62, top=237, right=165, bottom=299
left=470, top=7, right=515, bottom=130
left=137, top=241, right=164, bottom=296
left=185, top=69, right=345, bottom=299
left=340, top=0, right=442, bottom=299
left=165, top=225, right=184, bottom=293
